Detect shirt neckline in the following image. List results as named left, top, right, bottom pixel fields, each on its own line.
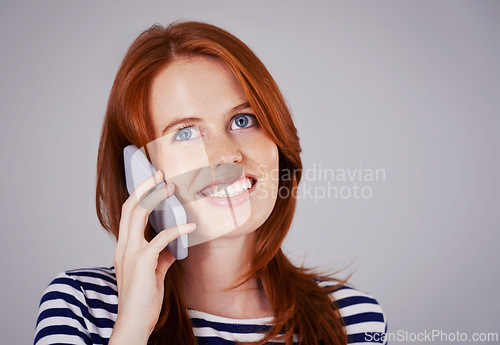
left=187, top=308, right=275, bottom=324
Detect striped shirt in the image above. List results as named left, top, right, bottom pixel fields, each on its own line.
left=34, top=266, right=387, bottom=345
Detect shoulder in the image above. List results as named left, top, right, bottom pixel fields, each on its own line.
left=63, top=266, right=118, bottom=296
left=34, top=266, right=118, bottom=345
left=39, top=266, right=118, bottom=311
left=315, top=279, right=388, bottom=344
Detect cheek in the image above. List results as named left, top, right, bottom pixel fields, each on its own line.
left=266, top=141, right=279, bottom=173
left=148, top=138, right=210, bottom=180
left=247, top=134, right=279, bottom=178
left=147, top=138, right=211, bottom=206
left=245, top=134, right=280, bottom=203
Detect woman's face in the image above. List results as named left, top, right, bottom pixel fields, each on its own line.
left=147, top=56, right=279, bottom=246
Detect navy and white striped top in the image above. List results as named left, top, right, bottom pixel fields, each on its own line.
left=34, top=266, right=387, bottom=345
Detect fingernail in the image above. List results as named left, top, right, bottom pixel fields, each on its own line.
left=184, top=223, right=197, bottom=232
left=165, top=182, right=174, bottom=191
left=155, top=170, right=162, bottom=177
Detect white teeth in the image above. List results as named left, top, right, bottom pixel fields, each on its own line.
left=203, top=177, right=254, bottom=198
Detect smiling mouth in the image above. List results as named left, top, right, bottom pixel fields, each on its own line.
left=198, top=176, right=257, bottom=198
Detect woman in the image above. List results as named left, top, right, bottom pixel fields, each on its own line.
left=34, top=21, right=387, bottom=345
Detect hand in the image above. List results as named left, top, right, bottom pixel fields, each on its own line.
left=109, top=170, right=196, bottom=345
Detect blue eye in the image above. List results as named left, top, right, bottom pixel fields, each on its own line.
left=231, top=114, right=256, bottom=130
left=173, top=125, right=201, bottom=141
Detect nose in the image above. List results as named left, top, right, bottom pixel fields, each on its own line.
left=205, top=132, right=243, bottom=169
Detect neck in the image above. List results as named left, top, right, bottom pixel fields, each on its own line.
left=178, top=232, right=272, bottom=318
left=179, top=232, right=256, bottom=293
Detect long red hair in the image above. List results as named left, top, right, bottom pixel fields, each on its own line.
left=96, top=20, right=348, bottom=345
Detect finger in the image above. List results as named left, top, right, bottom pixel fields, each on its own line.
left=147, top=223, right=196, bottom=254
left=127, top=183, right=176, bottom=246
left=117, top=170, right=166, bottom=256
left=139, top=182, right=175, bottom=211
left=128, top=170, right=165, bottom=207
left=156, top=248, right=176, bottom=279
left=131, top=224, right=195, bottom=275
left=115, top=206, right=133, bottom=265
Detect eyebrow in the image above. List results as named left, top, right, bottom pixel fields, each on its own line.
left=161, top=101, right=251, bottom=135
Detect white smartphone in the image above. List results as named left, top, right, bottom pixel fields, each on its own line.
left=123, top=144, right=188, bottom=260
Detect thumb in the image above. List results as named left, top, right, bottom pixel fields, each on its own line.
left=156, top=248, right=176, bottom=279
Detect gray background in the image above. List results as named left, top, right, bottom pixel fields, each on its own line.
left=1, top=1, right=498, bottom=344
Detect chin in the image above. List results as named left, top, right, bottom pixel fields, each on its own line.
left=185, top=203, right=272, bottom=246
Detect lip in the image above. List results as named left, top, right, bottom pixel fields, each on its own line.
left=196, top=173, right=258, bottom=207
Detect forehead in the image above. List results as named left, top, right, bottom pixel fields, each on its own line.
left=149, top=56, right=246, bottom=122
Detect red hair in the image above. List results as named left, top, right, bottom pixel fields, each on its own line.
left=96, top=20, right=348, bottom=345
